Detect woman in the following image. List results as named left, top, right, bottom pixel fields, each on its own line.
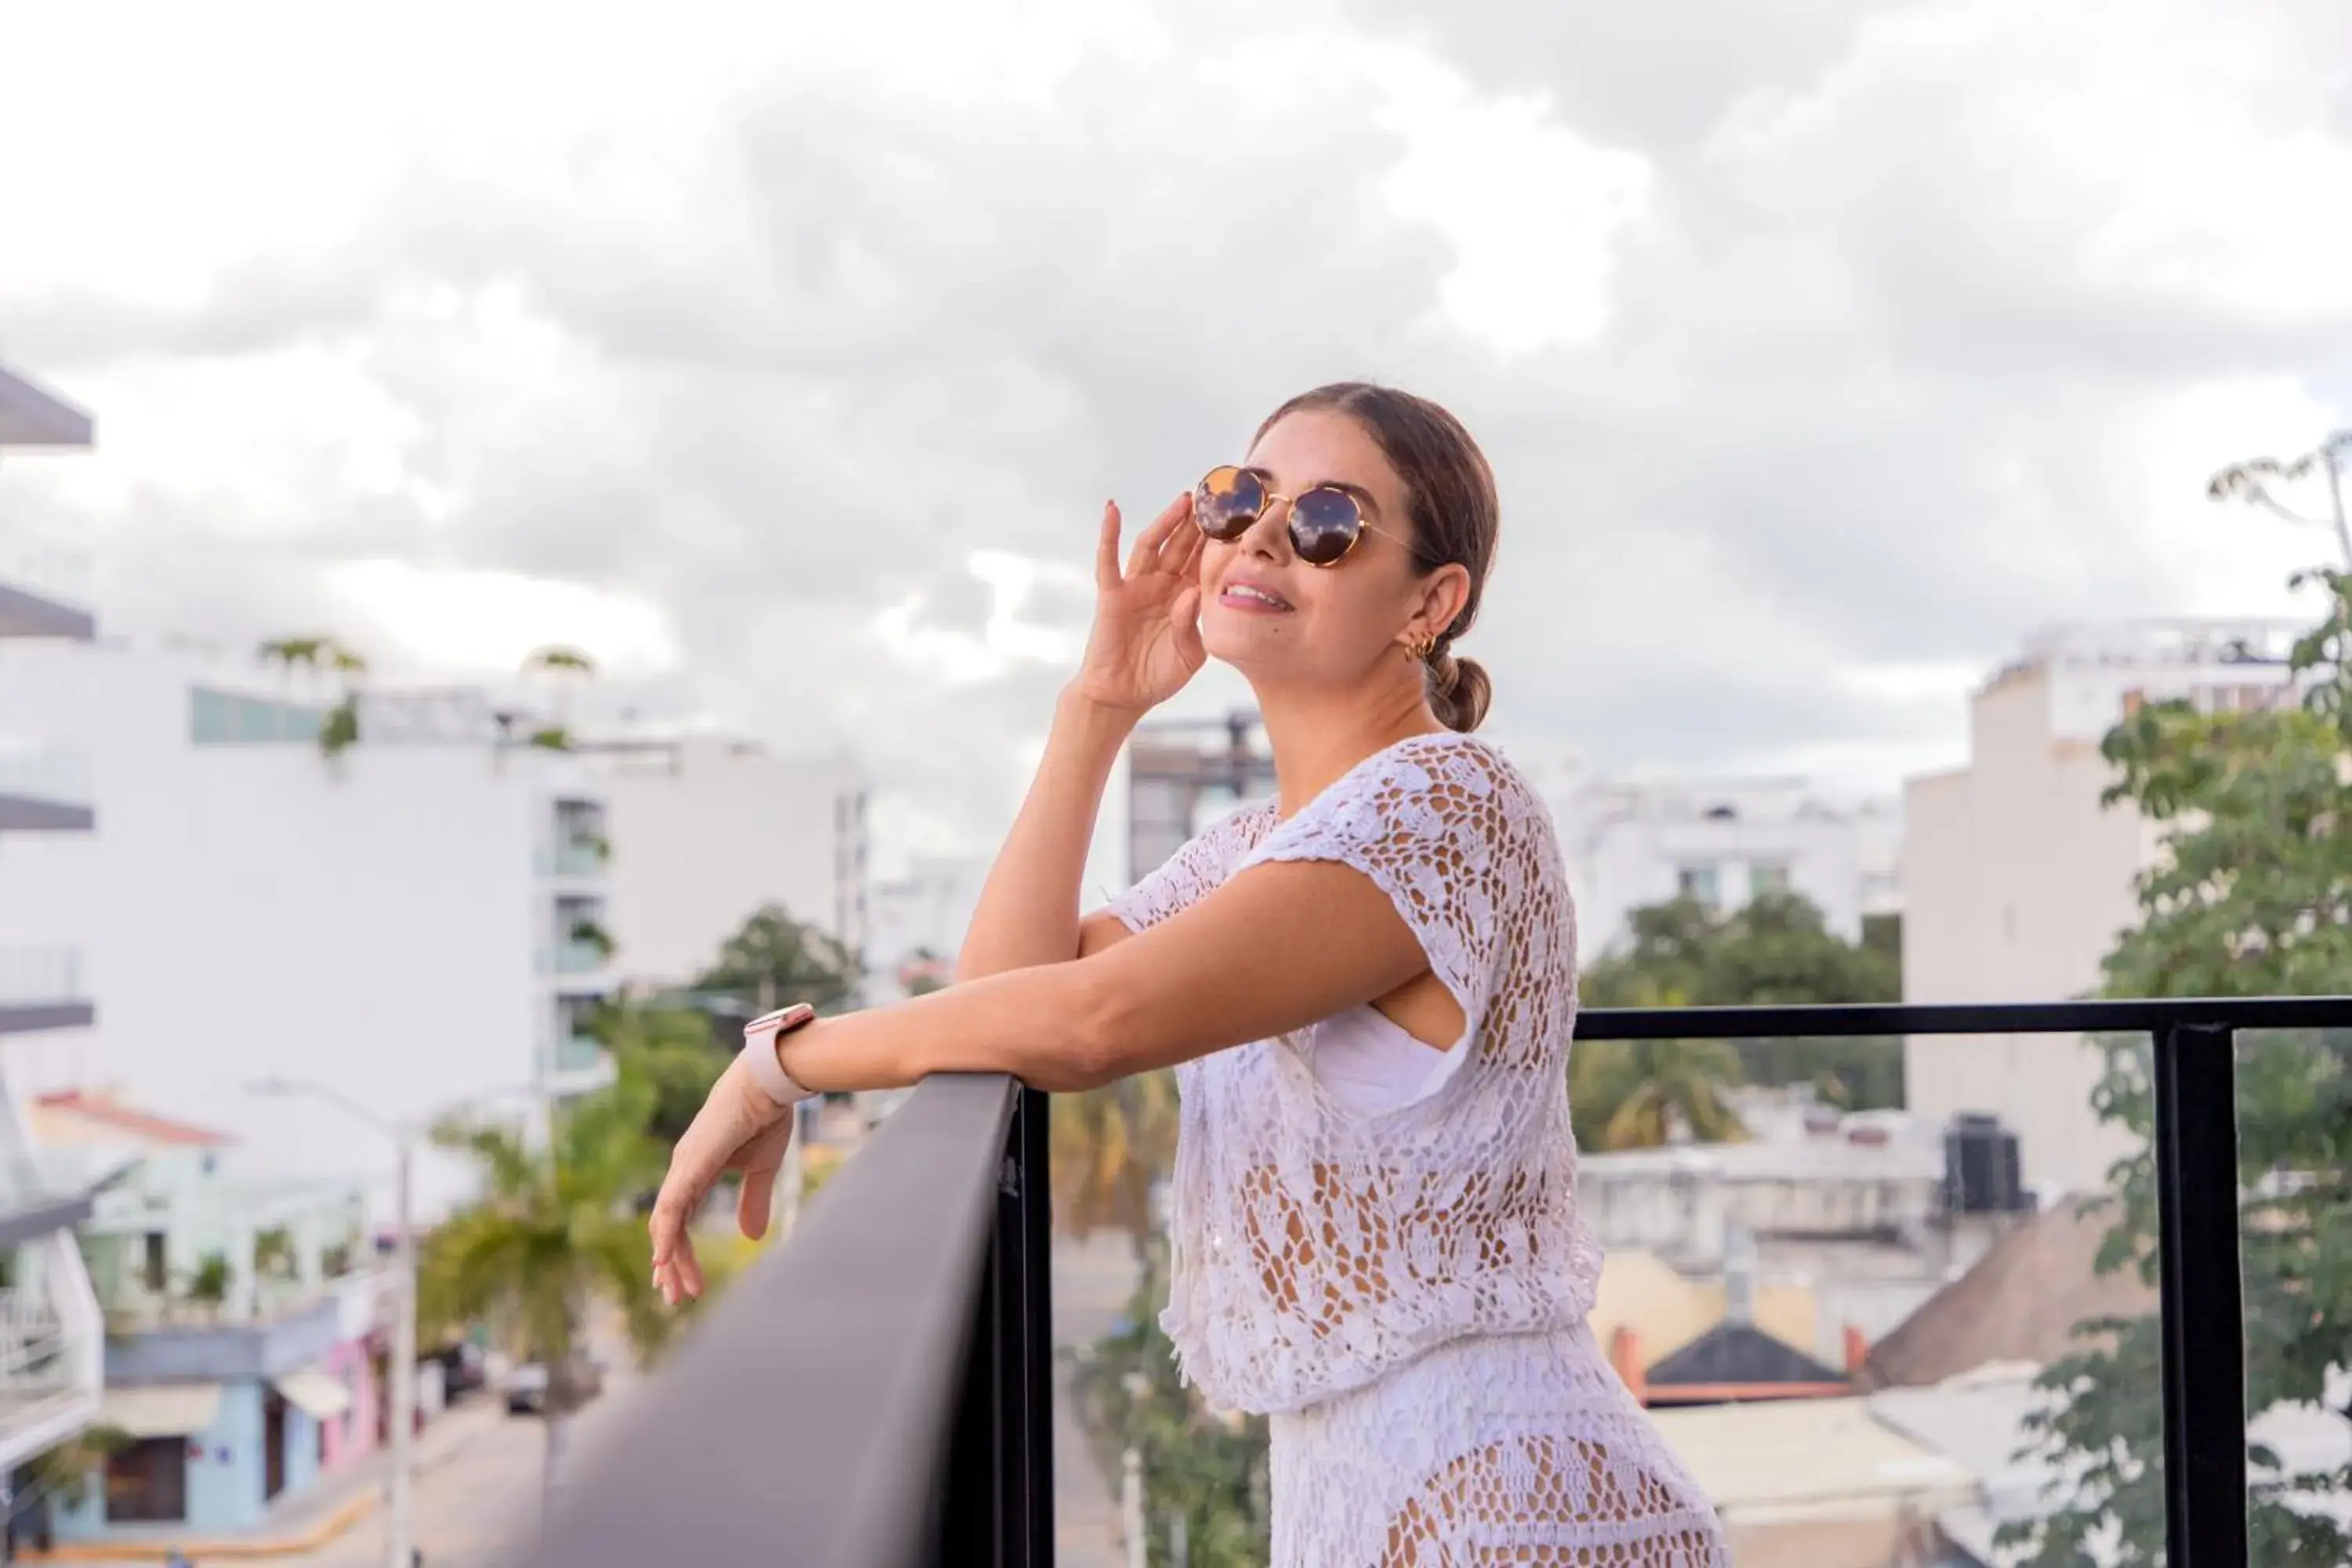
left=649, top=383, right=1730, bottom=1565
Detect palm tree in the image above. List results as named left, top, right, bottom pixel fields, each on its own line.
left=258, top=635, right=369, bottom=760
left=522, top=645, right=597, bottom=677
left=1051, top=1071, right=1181, bottom=1269
left=1588, top=1039, right=1749, bottom=1149
left=416, top=1068, right=677, bottom=1498
left=521, top=645, right=597, bottom=737
left=1570, top=979, right=1747, bottom=1151
left=257, top=634, right=368, bottom=681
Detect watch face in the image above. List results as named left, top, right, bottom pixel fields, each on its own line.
left=746, top=1003, right=816, bottom=1036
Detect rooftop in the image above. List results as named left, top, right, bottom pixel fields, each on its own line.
left=33, top=1088, right=238, bottom=1149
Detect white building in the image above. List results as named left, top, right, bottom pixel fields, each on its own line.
left=0, top=642, right=620, bottom=1220
left=1541, top=761, right=1902, bottom=961
left=866, top=854, right=990, bottom=995
left=0, top=361, right=107, bottom=1490
left=579, top=735, right=869, bottom=990
left=1903, top=619, right=2305, bottom=1196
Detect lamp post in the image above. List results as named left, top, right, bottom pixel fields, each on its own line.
left=247, top=1079, right=532, bottom=1568
left=2209, top=430, right=2352, bottom=569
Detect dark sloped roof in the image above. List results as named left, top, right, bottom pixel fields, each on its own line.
left=1857, top=1198, right=2155, bottom=1393
left=1646, top=1321, right=1842, bottom=1387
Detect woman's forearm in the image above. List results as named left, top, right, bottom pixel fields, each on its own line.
left=953, top=689, right=1138, bottom=982
left=779, top=960, right=1105, bottom=1094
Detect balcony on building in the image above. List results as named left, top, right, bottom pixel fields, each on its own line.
left=0, top=365, right=98, bottom=641
left=28, top=1091, right=390, bottom=1548
left=0, top=739, right=94, bottom=833
left=0, top=945, right=93, bottom=1036
left=541, top=796, right=611, bottom=884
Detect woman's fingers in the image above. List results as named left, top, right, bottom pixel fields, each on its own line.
left=1126, top=492, right=1190, bottom=578
left=1152, top=492, right=1200, bottom=575
left=737, top=1165, right=775, bottom=1242
left=1169, top=585, right=1205, bottom=667
left=1094, top=501, right=1123, bottom=592
left=1169, top=510, right=1205, bottom=580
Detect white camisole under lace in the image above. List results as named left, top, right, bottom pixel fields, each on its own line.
left=1105, top=731, right=1729, bottom=1566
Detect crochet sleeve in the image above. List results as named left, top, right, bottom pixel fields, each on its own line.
left=1242, top=736, right=1512, bottom=1047
left=1100, top=808, right=1250, bottom=935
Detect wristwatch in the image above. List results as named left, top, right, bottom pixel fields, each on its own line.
left=740, top=1003, right=820, bottom=1107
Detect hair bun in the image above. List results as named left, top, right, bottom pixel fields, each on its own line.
left=1429, top=651, right=1492, bottom=733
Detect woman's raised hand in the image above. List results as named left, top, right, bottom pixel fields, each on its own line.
left=1069, top=493, right=1207, bottom=716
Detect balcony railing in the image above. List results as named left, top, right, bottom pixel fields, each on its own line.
left=0, top=542, right=96, bottom=641
left=0, top=543, right=93, bottom=609
left=0, top=741, right=91, bottom=811
left=554, top=1034, right=606, bottom=1073
left=0, top=946, right=90, bottom=1033
left=514, top=1000, right=2344, bottom=1568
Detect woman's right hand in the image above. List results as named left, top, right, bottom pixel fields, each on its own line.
left=1069, top=493, right=1207, bottom=716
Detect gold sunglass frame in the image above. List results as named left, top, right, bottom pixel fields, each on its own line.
left=1193, top=464, right=1408, bottom=568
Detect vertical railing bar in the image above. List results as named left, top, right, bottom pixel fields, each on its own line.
left=2153, top=1022, right=2250, bottom=1568
left=993, top=1091, right=1029, bottom=1567
left=939, top=1210, right=999, bottom=1568
left=1020, top=1085, right=1057, bottom=1568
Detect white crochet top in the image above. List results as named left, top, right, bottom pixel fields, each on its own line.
left=1106, top=730, right=1603, bottom=1415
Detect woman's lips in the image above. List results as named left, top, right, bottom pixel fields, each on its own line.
left=1219, top=583, right=1294, bottom=612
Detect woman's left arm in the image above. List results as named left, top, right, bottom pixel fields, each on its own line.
left=785, top=854, right=1430, bottom=1094
left=649, top=856, right=1428, bottom=1302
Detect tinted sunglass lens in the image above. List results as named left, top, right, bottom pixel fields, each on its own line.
left=1290, top=488, right=1363, bottom=565
left=1196, top=466, right=1265, bottom=540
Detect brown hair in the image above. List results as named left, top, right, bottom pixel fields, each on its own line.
left=1254, top=382, right=1498, bottom=731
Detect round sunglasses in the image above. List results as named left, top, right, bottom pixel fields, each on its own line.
left=1193, top=464, right=1408, bottom=568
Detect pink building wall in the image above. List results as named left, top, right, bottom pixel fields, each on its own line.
left=317, top=1334, right=383, bottom=1471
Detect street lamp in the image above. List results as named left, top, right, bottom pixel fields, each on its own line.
left=2209, top=430, right=2352, bottom=569
left=245, top=1078, right=533, bottom=1568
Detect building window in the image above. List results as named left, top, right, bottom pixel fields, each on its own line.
left=142, top=1233, right=168, bottom=1294
left=1677, top=863, right=1721, bottom=907
left=1751, top=862, right=1791, bottom=897
left=190, top=687, right=326, bottom=746
left=105, top=1440, right=189, bottom=1524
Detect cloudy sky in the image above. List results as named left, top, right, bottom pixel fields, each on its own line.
left=5, top=0, right=2350, bottom=870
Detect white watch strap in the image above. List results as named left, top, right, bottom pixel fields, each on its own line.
left=741, top=1006, right=817, bottom=1107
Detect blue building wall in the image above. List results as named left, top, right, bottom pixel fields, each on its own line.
left=51, top=1379, right=327, bottom=1541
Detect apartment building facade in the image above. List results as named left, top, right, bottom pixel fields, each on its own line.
left=0, top=645, right=620, bottom=1221
left=581, top=733, right=870, bottom=989
left=0, top=361, right=109, bottom=1537
left=1903, top=619, right=2306, bottom=1196
left=1540, top=761, right=1902, bottom=961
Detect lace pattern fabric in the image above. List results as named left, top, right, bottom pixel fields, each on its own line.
left=1106, top=733, right=1730, bottom=1563
left=1269, top=1325, right=1727, bottom=1566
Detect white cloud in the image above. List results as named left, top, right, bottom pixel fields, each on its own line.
left=4, top=0, right=2350, bottom=874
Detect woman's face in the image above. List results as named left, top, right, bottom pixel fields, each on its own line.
left=1198, top=408, right=1446, bottom=681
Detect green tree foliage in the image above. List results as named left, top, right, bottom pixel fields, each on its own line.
left=694, top=903, right=862, bottom=1014
left=1581, top=891, right=1904, bottom=1112
left=1052, top=1071, right=1181, bottom=1261
left=595, top=997, right=731, bottom=1148
left=1073, top=1258, right=1270, bottom=1568
left=417, top=1065, right=681, bottom=1486
left=2002, top=572, right=2352, bottom=1566
left=1568, top=1025, right=1750, bottom=1152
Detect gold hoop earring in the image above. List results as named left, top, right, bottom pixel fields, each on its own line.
left=1403, top=631, right=1434, bottom=661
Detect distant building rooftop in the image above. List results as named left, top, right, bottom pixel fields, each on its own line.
left=33, top=1088, right=238, bottom=1149
left=1857, top=1200, right=2152, bottom=1392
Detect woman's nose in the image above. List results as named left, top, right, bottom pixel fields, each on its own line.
left=1240, top=499, right=1293, bottom=561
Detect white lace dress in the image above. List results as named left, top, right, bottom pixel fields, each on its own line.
left=1105, top=731, right=1730, bottom=1567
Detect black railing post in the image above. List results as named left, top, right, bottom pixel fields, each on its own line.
left=1011, top=1085, right=1056, bottom=1567
left=2152, top=1022, right=2249, bottom=1568
left=942, top=1084, right=1054, bottom=1568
